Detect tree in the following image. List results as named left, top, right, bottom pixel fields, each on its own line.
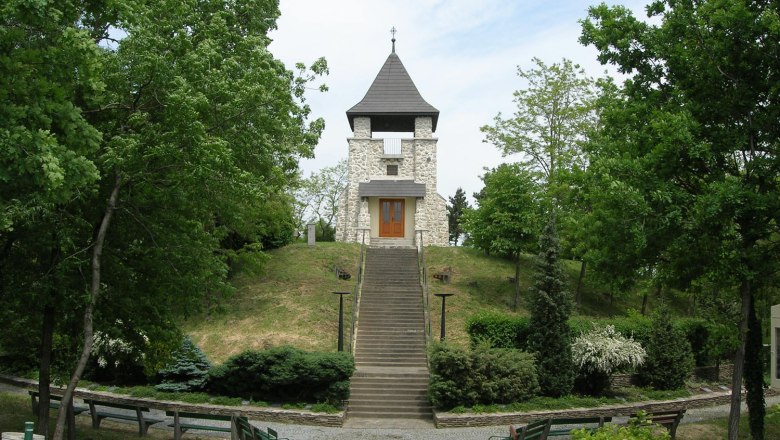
left=527, top=219, right=574, bottom=397
left=463, top=164, right=542, bottom=309
left=581, top=2, right=780, bottom=437
left=447, top=187, right=470, bottom=246
left=0, top=0, right=328, bottom=438
left=482, top=58, right=598, bottom=303
left=295, top=159, right=347, bottom=241
left=638, top=307, right=695, bottom=391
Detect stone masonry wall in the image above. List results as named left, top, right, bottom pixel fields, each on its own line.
left=337, top=116, right=449, bottom=245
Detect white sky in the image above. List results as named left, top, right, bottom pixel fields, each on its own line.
left=269, top=0, right=650, bottom=202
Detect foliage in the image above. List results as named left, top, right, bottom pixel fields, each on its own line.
left=463, top=164, right=542, bottom=309
left=294, top=159, right=347, bottom=240
left=572, top=325, right=646, bottom=396
left=581, top=1, right=780, bottom=436
left=481, top=57, right=596, bottom=191
left=155, top=337, right=212, bottom=393
left=428, top=342, right=539, bottom=409
left=447, top=187, right=470, bottom=246
left=207, top=346, right=354, bottom=405
left=86, top=323, right=149, bottom=386
left=572, top=412, right=670, bottom=440
left=466, top=313, right=530, bottom=349
left=527, top=220, right=574, bottom=397
left=638, top=309, right=694, bottom=390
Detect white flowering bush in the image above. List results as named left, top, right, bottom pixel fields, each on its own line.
left=89, top=320, right=150, bottom=384
left=572, top=325, right=646, bottom=395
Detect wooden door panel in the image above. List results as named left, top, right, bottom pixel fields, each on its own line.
left=379, top=199, right=404, bottom=237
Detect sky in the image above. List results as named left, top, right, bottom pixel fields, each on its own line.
left=269, top=0, right=650, bottom=202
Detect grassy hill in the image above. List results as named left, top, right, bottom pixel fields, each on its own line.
left=184, top=242, right=680, bottom=363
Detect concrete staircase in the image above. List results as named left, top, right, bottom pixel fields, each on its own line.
left=347, top=247, right=432, bottom=422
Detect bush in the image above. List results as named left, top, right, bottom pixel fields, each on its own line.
left=428, top=342, right=539, bottom=409
left=572, top=412, right=670, bottom=439
left=206, top=346, right=354, bottom=405
left=572, top=325, right=646, bottom=396
left=638, top=309, right=694, bottom=390
left=675, top=318, right=711, bottom=366
left=465, top=313, right=529, bottom=349
left=155, top=337, right=211, bottom=392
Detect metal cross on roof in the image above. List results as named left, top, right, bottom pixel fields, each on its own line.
left=391, top=26, right=396, bottom=53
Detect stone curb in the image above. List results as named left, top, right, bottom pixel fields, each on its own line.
left=433, top=388, right=779, bottom=428
left=0, top=375, right=343, bottom=427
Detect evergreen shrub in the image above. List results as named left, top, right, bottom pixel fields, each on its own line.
left=638, top=310, right=694, bottom=390
left=207, top=346, right=354, bottom=404
left=155, top=337, right=211, bottom=392
left=465, top=313, right=530, bottom=349
left=428, top=343, right=539, bottom=409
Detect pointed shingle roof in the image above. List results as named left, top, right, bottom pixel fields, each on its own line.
left=347, top=52, right=439, bottom=132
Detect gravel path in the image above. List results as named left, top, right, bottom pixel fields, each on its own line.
left=4, top=382, right=778, bottom=440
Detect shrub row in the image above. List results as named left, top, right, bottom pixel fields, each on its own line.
left=207, top=346, right=354, bottom=405
left=428, top=342, right=539, bottom=409
left=466, top=312, right=734, bottom=367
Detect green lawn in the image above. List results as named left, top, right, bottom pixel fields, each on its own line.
left=184, top=242, right=689, bottom=361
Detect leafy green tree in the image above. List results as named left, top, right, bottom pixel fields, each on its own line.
left=581, top=2, right=780, bottom=436
left=0, top=0, right=328, bottom=438
left=482, top=58, right=598, bottom=302
left=447, top=187, right=470, bottom=246
left=295, top=159, right=347, bottom=241
left=527, top=219, right=574, bottom=397
left=463, top=164, right=542, bottom=309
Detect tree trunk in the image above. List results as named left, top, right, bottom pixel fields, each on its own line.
left=744, top=290, right=765, bottom=440
left=513, top=256, right=521, bottom=310
left=641, top=292, right=649, bottom=315
left=575, top=259, right=586, bottom=306
left=37, top=303, right=55, bottom=436
left=727, top=279, right=751, bottom=440
left=52, top=174, right=121, bottom=440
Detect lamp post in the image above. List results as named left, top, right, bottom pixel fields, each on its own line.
left=333, top=291, right=351, bottom=352
left=434, top=293, right=454, bottom=341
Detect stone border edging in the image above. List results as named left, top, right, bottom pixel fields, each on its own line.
left=433, top=388, right=779, bottom=428
left=0, top=375, right=343, bottom=427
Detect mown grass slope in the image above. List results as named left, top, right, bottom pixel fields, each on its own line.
left=185, top=242, right=680, bottom=363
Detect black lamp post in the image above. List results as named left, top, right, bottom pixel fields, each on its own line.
left=333, top=291, right=351, bottom=352
left=434, top=293, right=454, bottom=341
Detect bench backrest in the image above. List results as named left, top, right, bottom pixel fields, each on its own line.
left=235, top=416, right=254, bottom=440
left=510, top=419, right=550, bottom=440
left=85, top=399, right=150, bottom=412
left=550, top=416, right=610, bottom=425
left=165, top=410, right=232, bottom=422
left=29, top=391, right=63, bottom=402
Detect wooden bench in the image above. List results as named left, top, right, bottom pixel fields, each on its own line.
left=84, top=399, right=163, bottom=436
left=630, top=409, right=686, bottom=439
left=234, top=417, right=288, bottom=440
left=29, top=391, right=89, bottom=416
left=489, top=418, right=550, bottom=440
left=547, top=416, right=611, bottom=437
left=166, top=410, right=237, bottom=440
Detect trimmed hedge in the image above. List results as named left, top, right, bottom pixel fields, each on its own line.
left=467, top=313, right=722, bottom=368
left=207, top=346, right=354, bottom=404
left=428, top=342, right=539, bottom=409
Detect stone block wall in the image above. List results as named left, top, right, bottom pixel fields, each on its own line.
left=336, top=116, right=449, bottom=246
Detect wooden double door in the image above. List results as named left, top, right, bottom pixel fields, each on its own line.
left=379, top=199, right=405, bottom=237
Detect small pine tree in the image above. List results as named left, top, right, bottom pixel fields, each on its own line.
left=155, top=337, right=212, bottom=392
left=527, top=219, right=574, bottom=397
left=447, top=187, right=470, bottom=246
left=639, top=306, right=694, bottom=390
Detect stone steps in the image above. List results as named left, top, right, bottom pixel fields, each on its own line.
left=348, top=247, right=431, bottom=422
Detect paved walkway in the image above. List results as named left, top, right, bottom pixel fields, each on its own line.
left=3, top=382, right=778, bottom=440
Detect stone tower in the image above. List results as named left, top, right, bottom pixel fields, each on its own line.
left=335, top=41, right=448, bottom=247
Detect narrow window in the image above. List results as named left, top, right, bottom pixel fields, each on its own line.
left=387, top=165, right=398, bottom=176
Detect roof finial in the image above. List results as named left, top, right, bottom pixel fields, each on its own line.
left=390, top=26, right=396, bottom=53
